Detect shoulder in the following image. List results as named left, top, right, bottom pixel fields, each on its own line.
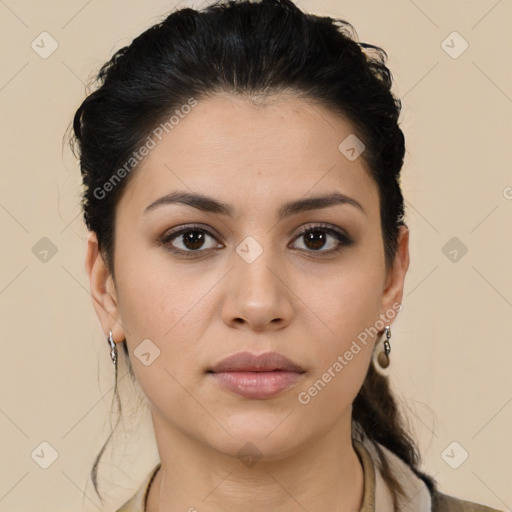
left=432, top=490, right=504, bottom=512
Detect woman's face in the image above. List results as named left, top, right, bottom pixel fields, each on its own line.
left=87, top=93, right=409, bottom=461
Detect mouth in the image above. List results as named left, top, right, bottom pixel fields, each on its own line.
left=206, top=351, right=306, bottom=399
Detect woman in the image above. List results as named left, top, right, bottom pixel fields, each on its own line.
left=69, top=0, right=502, bottom=510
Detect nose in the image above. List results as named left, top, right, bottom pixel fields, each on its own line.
left=221, top=242, right=295, bottom=332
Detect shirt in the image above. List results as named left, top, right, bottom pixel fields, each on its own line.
left=114, top=439, right=503, bottom=511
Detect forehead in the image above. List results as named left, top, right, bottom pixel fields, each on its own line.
left=116, top=93, right=379, bottom=218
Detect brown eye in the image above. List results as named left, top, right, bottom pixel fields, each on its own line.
left=161, top=225, right=221, bottom=254
left=181, top=230, right=207, bottom=250
left=302, top=229, right=329, bottom=251
left=291, top=224, right=353, bottom=254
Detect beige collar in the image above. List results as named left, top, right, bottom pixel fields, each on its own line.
left=354, top=438, right=432, bottom=512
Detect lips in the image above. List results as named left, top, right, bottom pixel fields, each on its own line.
left=208, top=351, right=305, bottom=373
left=207, top=351, right=306, bottom=400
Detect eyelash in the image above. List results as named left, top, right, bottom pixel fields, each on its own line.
left=159, top=223, right=354, bottom=258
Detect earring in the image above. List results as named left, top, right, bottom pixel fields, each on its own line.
left=372, top=325, right=391, bottom=376
left=108, top=330, right=117, bottom=366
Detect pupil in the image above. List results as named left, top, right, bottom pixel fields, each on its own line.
left=184, top=231, right=204, bottom=250
left=305, top=230, right=326, bottom=250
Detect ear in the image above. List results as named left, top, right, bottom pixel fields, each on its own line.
left=85, top=231, right=126, bottom=344
left=380, top=224, right=410, bottom=324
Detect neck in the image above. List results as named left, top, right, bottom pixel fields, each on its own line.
left=146, top=410, right=364, bottom=512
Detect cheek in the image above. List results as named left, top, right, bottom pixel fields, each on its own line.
left=295, top=257, right=384, bottom=355
left=114, top=246, right=208, bottom=339
left=292, top=256, right=383, bottom=408
left=113, top=262, right=207, bottom=412
left=113, top=250, right=217, bottom=395
left=295, top=344, right=372, bottom=435
left=294, top=273, right=381, bottom=417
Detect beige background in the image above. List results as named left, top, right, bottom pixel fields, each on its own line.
left=0, top=0, right=511, bottom=510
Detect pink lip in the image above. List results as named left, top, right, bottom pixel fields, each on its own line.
left=207, top=351, right=305, bottom=400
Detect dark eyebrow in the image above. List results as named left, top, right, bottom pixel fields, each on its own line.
left=144, top=191, right=235, bottom=216
left=143, top=191, right=366, bottom=218
left=278, top=192, right=366, bottom=217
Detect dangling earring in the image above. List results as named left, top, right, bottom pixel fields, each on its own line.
left=372, top=325, right=391, bottom=376
left=107, top=330, right=117, bottom=366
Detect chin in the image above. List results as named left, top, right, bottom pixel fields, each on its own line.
left=206, top=412, right=309, bottom=461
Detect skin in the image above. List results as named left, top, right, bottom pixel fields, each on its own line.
left=86, top=93, right=409, bottom=512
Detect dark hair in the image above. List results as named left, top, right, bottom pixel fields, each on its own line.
left=68, top=0, right=437, bottom=508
